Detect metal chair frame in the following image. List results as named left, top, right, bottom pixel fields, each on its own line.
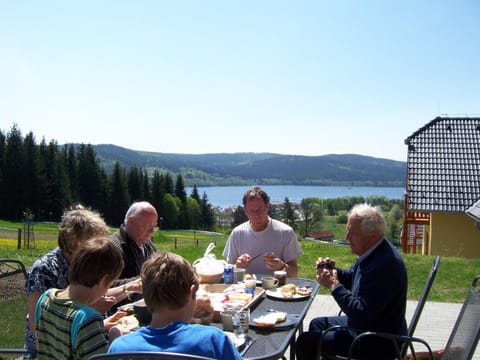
left=350, top=274, right=480, bottom=360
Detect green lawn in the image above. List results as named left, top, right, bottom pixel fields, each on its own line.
left=1, top=227, right=479, bottom=350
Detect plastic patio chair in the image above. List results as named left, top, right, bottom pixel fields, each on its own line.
left=88, top=352, right=216, bottom=360
left=317, top=255, right=441, bottom=360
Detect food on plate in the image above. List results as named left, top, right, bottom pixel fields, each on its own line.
left=223, top=300, right=247, bottom=312
left=118, top=315, right=139, bottom=329
left=280, top=283, right=297, bottom=298
left=223, top=284, right=252, bottom=310
left=223, top=283, right=247, bottom=296
left=296, top=286, right=313, bottom=296
left=227, top=292, right=252, bottom=303
left=252, top=312, right=287, bottom=327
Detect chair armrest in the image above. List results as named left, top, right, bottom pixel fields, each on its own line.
left=348, top=332, right=435, bottom=360
left=316, top=325, right=367, bottom=359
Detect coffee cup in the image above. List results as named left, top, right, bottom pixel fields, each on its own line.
left=261, top=276, right=279, bottom=290
left=220, top=310, right=235, bottom=332
left=274, top=270, right=287, bottom=286
left=233, top=268, right=246, bottom=283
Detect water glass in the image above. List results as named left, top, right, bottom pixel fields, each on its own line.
left=233, top=309, right=250, bottom=339
left=245, top=279, right=257, bottom=297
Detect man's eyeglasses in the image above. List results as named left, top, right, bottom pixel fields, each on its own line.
left=144, top=225, right=158, bottom=232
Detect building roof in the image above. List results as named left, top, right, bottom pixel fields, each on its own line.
left=405, top=116, right=480, bottom=213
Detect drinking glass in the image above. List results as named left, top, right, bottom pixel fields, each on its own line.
left=233, top=309, right=250, bottom=339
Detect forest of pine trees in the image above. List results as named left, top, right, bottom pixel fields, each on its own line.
left=0, top=124, right=215, bottom=229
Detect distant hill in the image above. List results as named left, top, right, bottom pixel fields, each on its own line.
left=89, top=144, right=406, bottom=187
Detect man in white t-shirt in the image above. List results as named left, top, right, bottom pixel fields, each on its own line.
left=222, top=186, right=303, bottom=277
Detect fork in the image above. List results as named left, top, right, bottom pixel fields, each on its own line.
left=250, top=252, right=274, bottom=261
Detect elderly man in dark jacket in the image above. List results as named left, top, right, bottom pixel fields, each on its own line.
left=296, top=203, right=408, bottom=360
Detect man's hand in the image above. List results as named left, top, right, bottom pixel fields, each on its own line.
left=263, top=253, right=284, bottom=271
left=316, top=257, right=336, bottom=270
left=235, top=253, right=253, bottom=268
left=316, top=257, right=338, bottom=291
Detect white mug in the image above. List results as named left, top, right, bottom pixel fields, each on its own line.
left=261, top=276, right=279, bottom=290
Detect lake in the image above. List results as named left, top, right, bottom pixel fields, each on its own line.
left=187, top=185, right=404, bottom=209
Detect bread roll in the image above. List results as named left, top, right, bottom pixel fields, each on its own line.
left=280, top=283, right=297, bottom=298
left=192, top=292, right=214, bottom=324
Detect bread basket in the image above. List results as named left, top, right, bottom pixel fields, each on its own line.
left=193, top=243, right=227, bottom=284
left=197, top=272, right=224, bottom=284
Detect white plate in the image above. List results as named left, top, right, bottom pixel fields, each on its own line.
left=265, top=288, right=311, bottom=301
left=250, top=312, right=298, bottom=329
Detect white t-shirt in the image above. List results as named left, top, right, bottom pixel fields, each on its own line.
left=222, top=218, right=303, bottom=276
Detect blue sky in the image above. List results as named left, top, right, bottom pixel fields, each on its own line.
left=1, top=1, right=479, bottom=162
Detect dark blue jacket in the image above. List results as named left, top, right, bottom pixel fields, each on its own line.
left=333, top=239, right=408, bottom=336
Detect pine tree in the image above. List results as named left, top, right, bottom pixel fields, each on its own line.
left=127, top=165, right=142, bottom=202
left=106, top=162, right=130, bottom=225
left=4, top=124, right=25, bottom=219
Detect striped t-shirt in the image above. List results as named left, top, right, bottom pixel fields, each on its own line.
left=35, top=289, right=108, bottom=359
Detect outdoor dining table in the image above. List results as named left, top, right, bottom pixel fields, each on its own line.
left=215, top=277, right=320, bottom=360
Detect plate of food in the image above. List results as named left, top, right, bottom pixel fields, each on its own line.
left=249, top=311, right=298, bottom=329
left=265, top=284, right=313, bottom=301
left=117, top=314, right=140, bottom=331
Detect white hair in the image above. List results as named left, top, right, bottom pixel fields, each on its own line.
left=124, top=201, right=155, bottom=224
left=348, top=203, right=386, bottom=236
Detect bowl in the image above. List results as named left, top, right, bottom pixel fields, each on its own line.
left=197, top=272, right=223, bottom=284
left=133, top=299, right=152, bottom=325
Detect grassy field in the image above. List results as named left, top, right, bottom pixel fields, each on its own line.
left=1, top=222, right=479, bottom=350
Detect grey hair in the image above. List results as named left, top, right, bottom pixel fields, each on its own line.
left=124, top=201, right=155, bottom=224
left=348, top=203, right=386, bottom=236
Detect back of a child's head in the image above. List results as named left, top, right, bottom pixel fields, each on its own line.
left=68, top=237, right=124, bottom=287
left=141, top=252, right=199, bottom=311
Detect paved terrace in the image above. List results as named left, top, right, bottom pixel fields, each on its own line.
left=286, top=295, right=479, bottom=360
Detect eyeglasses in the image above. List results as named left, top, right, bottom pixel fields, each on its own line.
left=144, top=225, right=158, bottom=232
